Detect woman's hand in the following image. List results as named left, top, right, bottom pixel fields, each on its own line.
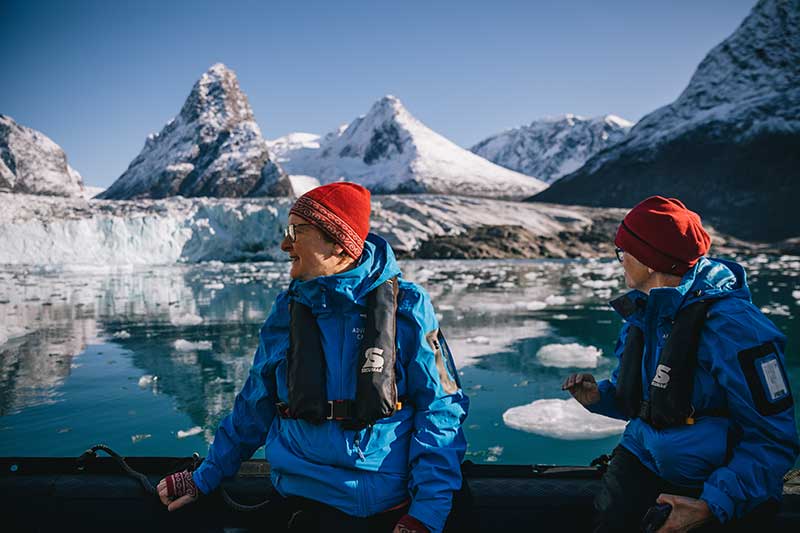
left=157, top=470, right=200, bottom=512
left=655, top=494, right=713, bottom=532
left=562, top=373, right=601, bottom=406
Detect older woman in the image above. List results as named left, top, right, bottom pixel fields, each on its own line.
left=158, top=182, right=469, bottom=533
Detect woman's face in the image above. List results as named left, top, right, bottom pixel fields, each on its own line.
left=622, top=251, right=653, bottom=292
left=280, top=214, right=345, bottom=281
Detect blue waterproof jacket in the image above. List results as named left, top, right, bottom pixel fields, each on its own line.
left=193, top=234, right=469, bottom=532
left=588, top=257, right=799, bottom=523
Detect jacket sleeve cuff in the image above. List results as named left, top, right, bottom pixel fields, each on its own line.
left=700, top=482, right=734, bottom=524
left=192, top=462, right=221, bottom=495
left=585, top=379, right=626, bottom=420
left=408, top=501, right=446, bottom=533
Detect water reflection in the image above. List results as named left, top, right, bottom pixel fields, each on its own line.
left=0, top=254, right=798, bottom=458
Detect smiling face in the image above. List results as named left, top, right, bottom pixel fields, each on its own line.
left=280, top=214, right=353, bottom=281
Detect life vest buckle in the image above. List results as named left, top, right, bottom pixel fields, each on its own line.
left=327, top=400, right=354, bottom=421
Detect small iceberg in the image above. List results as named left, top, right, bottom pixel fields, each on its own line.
left=173, top=339, right=212, bottom=351
left=138, top=374, right=157, bottom=388
left=170, top=313, right=203, bottom=326
left=131, top=433, right=152, bottom=444
left=503, top=398, right=626, bottom=440
left=177, top=426, right=203, bottom=439
left=536, top=343, right=603, bottom=368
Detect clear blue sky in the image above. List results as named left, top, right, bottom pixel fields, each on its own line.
left=1, top=0, right=757, bottom=188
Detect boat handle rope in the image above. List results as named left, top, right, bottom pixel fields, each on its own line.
left=76, top=444, right=271, bottom=512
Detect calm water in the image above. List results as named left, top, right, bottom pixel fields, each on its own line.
left=1, top=256, right=799, bottom=467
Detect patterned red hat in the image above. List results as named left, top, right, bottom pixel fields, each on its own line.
left=615, top=196, right=711, bottom=275
left=289, top=182, right=371, bottom=259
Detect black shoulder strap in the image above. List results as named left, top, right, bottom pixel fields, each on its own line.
left=286, top=300, right=327, bottom=423
left=647, top=300, right=712, bottom=429
left=615, top=324, right=645, bottom=419
left=355, top=277, right=399, bottom=425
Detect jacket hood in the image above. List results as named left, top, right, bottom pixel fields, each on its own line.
left=612, top=256, right=751, bottom=321
left=289, top=233, right=401, bottom=310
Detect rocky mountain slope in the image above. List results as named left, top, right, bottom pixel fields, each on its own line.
left=0, top=114, right=85, bottom=197
left=98, top=63, right=286, bottom=200
left=471, top=114, right=632, bottom=184
left=533, top=0, right=800, bottom=241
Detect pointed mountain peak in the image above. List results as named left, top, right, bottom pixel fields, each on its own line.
left=99, top=64, right=285, bottom=200
left=178, top=63, right=255, bottom=131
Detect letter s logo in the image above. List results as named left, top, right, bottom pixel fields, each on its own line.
left=651, top=364, right=671, bottom=389
left=361, top=347, right=385, bottom=373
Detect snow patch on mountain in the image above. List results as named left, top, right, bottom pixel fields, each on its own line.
left=471, top=114, right=632, bottom=184
left=0, top=115, right=85, bottom=197
left=270, top=96, right=547, bottom=199
left=98, top=63, right=286, bottom=200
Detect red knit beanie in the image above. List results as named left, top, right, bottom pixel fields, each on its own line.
left=615, top=196, right=711, bottom=275
left=289, top=182, right=371, bottom=259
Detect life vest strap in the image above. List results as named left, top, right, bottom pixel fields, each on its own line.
left=638, top=400, right=730, bottom=425
left=277, top=399, right=406, bottom=422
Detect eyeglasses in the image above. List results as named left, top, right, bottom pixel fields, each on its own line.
left=615, top=247, right=625, bottom=263
left=283, top=223, right=313, bottom=242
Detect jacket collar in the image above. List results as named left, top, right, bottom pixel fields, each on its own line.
left=288, top=233, right=401, bottom=312
left=610, top=256, right=746, bottom=323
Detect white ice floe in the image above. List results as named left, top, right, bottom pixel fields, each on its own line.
left=204, top=282, right=225, bottom=290
left=544, top=295, right=567, bottom=305
left=465, top=336, right=491, bottom=345
left=582, top=279, right=618, bottom=289
left=503, top=398, right=626, bottom=440
left=446, top=320, right=551, bottom=368
left=131, top=433, right=152, bottom=444
left=526, top=301, right=547, bottom=311
left=173, top=339, right=212, bottom=351
left=177, top=426, right=203, bottom=439
left=792, top=290, right=800, bottom=301
left=112, top=330, right=131, bottom=339
left=760, top=304, right=791, bottom=317
left=536, top=343, right=603, bottom=368
left=170, top=313, right=203, bottom=326
left=138, top=375, right=157, bottom=388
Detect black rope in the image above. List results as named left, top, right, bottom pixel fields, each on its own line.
left=76, top=444, right=271, bottom=512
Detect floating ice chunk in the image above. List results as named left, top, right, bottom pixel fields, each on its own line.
left=792, top=290, right=800, bottom=301
left=171, top=313, right=203, bottom=326
left=112, top=330, right=131, bottom=339
left=204, top=282, right=225, bottom=290
left=438, top=304, right=455, bottom=311
left=545, top=295, right=566, bottom=305
left=465, top=336, right=491, bottom=345
left=760, top=304, right=791, bottom=317
left=536, top=343, right=603, bottom=368
left=138, top=374, right=157, bottom=388
left=582, top=279, right=618, bottom=289
left=503, top=398, right=626, bottom=440
left=526, top=301, right=547, bottom=311
left=488, top=445, right=504, bottom=456
left=173, top=339, right=212, bottom=351
left=177, top=426, right=203, bottom=439
left=131, top=433, right=152, bottom=444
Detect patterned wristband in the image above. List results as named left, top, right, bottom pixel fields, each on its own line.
left=165, top=470, right=198, bottom=499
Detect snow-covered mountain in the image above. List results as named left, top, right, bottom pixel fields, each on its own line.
left=99, top=63, right=286, bottom=200
left=470, top=114, right=632, bottom=185
left=270, top=96, right=547, bottom=199
left=0, top=115, right=85, bottom=197
left=534, top=0, right=800, bottom=241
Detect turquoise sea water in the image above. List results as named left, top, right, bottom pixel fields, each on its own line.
left=1, top=256, right=798, bottom=467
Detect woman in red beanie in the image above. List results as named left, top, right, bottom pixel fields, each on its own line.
left=564, top=196, right=798, bottom=532
left=157, top=182, right=469, bottom=533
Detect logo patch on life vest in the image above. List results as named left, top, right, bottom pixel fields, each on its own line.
left=361, top=347, right=385, bottom=373
left=651, top=364, right=671, bottom=389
